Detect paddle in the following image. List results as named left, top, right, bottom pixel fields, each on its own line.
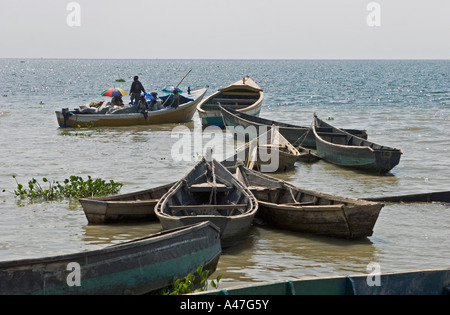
left=162, top=69, right=192, bottom=107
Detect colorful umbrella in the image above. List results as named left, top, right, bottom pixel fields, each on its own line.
left=162, top=85, right=182, bottom=94
left=101, top=88, right=128, bottom=97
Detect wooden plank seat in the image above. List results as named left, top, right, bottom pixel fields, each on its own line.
left=188, top=183, right=233, bottom=192
left=168, top=203, right=247, bottom=216
left=168, top=204, right=247, bottom=211
left=213, top=98, right=257, bottom=103
left=316, top=132, right=347, bottom=137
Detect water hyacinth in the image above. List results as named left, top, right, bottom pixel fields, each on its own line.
left=13, top=175, right=123, bottom=201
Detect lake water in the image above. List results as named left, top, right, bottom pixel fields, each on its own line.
left=0, top=59, right=449, bottom=289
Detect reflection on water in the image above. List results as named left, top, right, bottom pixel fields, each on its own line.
left=81, top=222, right=163, bottom=247
left=214, top=226, right=377, bottom=288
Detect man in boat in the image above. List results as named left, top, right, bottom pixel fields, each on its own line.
left=111, top=95, right=124, bottom=106
left=167, top=89, right=182, bottom=109
left=149, top=92, right=163, bottom=111
left=129, top=76, right=146, bottom=105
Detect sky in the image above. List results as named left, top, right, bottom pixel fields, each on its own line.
left=0, top=0, right=449, bottom=59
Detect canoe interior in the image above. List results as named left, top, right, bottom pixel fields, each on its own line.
left=160, top=160, right=253, bottom=218
left=220, top=106, right=368, bottom=149
left=316, top=126, right=393, bottom=150
left=221, top=127, right=300, bottom=172
left=156, top=158, right=258, bottom=248
left=200, top=90, right=261, bottom=112
left=236, top=164, right=353, bottom=207
left=314, top=115, right=396, bottom=151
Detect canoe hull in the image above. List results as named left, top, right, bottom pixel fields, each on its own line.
left=0, top=222, right=221, bottom=295
left=221, top=128, right=301, bottom=173
left=197, top=76, right=264, bottom=127
left=253, top=193, right=383, bottom=239
left=236, top=164, right=383, bottom=239
left=157, top=213, right=254, bottom=249
left=56, top=88, right=207, bottom=128
left=79, top=183, right=174, bottom=224
left=199, top=102, right=262, bottom=128
left=315, top=140, right=402, bottom=173
left=313, top=114, right=402, bottom=174
left=155, top=158, right=258, bottom=248
left=221, top=106, right=315, bottom=147
left=196, top=268, right=450, bottom=295
left=220, top=106, right=367, bottom=148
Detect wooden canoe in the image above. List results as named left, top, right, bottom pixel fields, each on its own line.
left=79, top=182, right=175, bottom=224
left=221, top=126, right=301, bottom=172
left=194, top=268, right=450, bottom=295
left=155, top=157, right=258, bottom=248
left=220, top=106, right=368, bottom=148
left=313, top=114, right=402, bottom=174
left=235, top=162, right=384, bottom=239
left=56, top=87, right=208, bottom=128
left=0, top=222, right=221, bottom=295
left=197, top=76, right=263, bottom=127
left=364, top=191, right=450, bottom=203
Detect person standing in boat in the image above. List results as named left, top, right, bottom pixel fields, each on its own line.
left=129, top=76, right=146, bottom=105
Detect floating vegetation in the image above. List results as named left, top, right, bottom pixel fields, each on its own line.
left=13, top=175, right=123, bottom=201
left=153, top=265, right=222, bottom=295
left=115, top=78, right=126, bottom=82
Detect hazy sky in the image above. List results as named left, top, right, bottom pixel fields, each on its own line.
left=1, top=0, right=449, bottom=59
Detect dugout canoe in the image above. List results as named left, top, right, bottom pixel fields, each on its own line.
left=56, top=87, right=208, bottom=128
left=221, top=126, right=301, bottom=172
left=220, top=106, right=368, bottom=148
left=235, top=162, right=383, bottom=239
left=155, top=157, right=258, bottom=248
left=79, top=182, right=175, bottom=224
left=313, top=114, right=402, bottom=174
left=197, top=76, right=263, bottom=127
left=0, top=222, right=221, bottom=295
left=194, top=268, right=450, bottom=295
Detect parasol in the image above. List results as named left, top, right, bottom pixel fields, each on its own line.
left=162, top=85, right=183, bottom=94
left=101, top=88, right=128, bottom=97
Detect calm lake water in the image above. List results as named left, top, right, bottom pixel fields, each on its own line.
left=0, top=59, right=449, bottom=289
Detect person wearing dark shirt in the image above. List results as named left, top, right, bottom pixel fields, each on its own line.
left=168, top=89, right=182, bottom=109
left=129, top=76, right=146, bottom=105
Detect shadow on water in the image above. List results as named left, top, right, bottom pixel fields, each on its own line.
left=214, top=224, right=377, bottom=288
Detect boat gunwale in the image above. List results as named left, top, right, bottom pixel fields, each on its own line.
left=0, top=221, right=221, bottom=268
left=312, top=114, right=401, bottom=153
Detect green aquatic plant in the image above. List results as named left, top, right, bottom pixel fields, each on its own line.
left=154, top=265, right=222, bottom=295
left=13, top=175, right=123, bottom=201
